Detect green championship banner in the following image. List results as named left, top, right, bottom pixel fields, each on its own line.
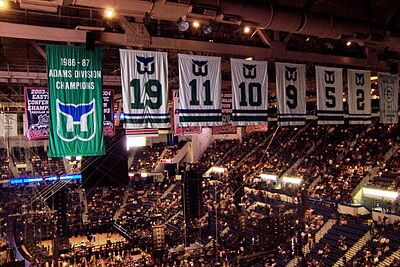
left=46, top=45, right=105, bottom=157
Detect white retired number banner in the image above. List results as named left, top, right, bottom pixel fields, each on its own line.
left=347, top=69, right=371, bottom=124
left=178, top=54, right=222, bottom=126
left=275, top=62, right=306, bottom=126
left=316, top=66, right=344, bottom=125
left=379, top=73, right=398, bottom=124
left=231, top=58, right=268, bottom=126
left=0, top=114, right=18, bottom=137
left=120, top=49, right=170, bottom=129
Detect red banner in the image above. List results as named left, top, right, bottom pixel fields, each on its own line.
left=245, top=124, right=268, bottom=133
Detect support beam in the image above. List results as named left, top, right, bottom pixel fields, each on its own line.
left=0, top=21, right=388, bottom=70
left=31, top=42, right=46, bottom=60
left=0, top=71, right=121, bottom=86
left=304, top=0, right=320, bottom=9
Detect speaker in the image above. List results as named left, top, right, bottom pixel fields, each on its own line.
left=86, top=31, right=96, bottom=51
left=152, top=224, right=166, bottom=250
left=390, top=63, right=399, bottom=74
left=183, top=168, right=202, bottom=219
left=81, top=127, right=129, bottom=188
left=47, top=188, right=68, bottom=237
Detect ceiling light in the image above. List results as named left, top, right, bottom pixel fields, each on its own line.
left=306, top=37, right=310, bottom=41
left=243, top=26, right=251, bottom=34
left=104, top=8, right=115, bottom=19
left=178, top=19, right=190, bottom=32
left=0, top=0, right=7, bottom=9
left=370, top=76, right=378, bottom=81
left=245, top=57, right=253, bottom=61
left=203, top=25, right=212, bottom=35
left=346, top=41, right=352, bottom=46
left=192, top=21, right=201, bottom=29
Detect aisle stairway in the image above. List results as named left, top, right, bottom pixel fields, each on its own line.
left=303, top=219, right=337, bottom=255
left=378, top=249, right=400, bottom=267
left=308, top=220, right=369, bottom=266
left=286, top=219, right=337, bottom=267
left=160, top=184, right=176, bottom=199
left=154, top=147, right=169, bottom=172
left=80, top=189, right=88, bottom=224
left=113, top=188, right=130, bottom=221
left=334, top=232, right=371, bottom=267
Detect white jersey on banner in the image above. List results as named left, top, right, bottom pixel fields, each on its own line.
left=347, top=69, right=371, bottom=124
left=120, top=49, right=170, bottom=129
left=231, top=58, right=268, bottom=126
left=379, top=73, right=398, bottom=124
left=316, top=66, right=344, bottom=125
left=178, top=54, right=222, bottom=126
left=275, top=62, right=306, bottom=126
left=0, top=114, right=18, bottom=137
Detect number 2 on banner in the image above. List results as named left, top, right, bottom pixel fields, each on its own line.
left=356, top=89, right=365, bottom=110
left=130, top=79, right=162, bottom=109
left=239, top=82, right=262, bottom=106
left=189, top=79, right=212, bottom=106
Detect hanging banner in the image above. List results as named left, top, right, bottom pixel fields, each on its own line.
left=212, top=125, right=237, bottom=135
left=24, top=87, right=49, bottom=140
left=102, top=89, right=115, bottom=136
left=275, top=62, right=306, bottom=126
left=231, top=58, right=268, bottom=125
left=316, top=66, right=344, bottom=125
left=125, top=129, right=159, bottom=137
left=245, top=124, right=268, bottom=133
left=379, top=73, right=398, bottom=124
left=0, top=114, right=18, bottom=137
left=46, top=44, right=105, bottom=157
left=120, top=49, right=170, bottom=129
left=347, top=69, right=371, bottom=124
left=172, top=90, right=202, bottom=136
left=212, top=89, right=237, bottom=135
left=178, top=54, right=222, bottom=126
left=25, top=87, right=114, bottom=140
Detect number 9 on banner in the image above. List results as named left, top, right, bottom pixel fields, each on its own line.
left=130, top=79, right=163, bottom=109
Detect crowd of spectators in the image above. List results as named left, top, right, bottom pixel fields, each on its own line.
left=195, top=139, right=237, bottom=172
left=291, top=125, right=362, bottom=187
left=66, top=184, right=84, bottom=236
left=129, top=143, right=165, bottom=173
left=2, top=122, right=400, bottom=266
left=162, top=140, right=187, bottom=160
left=346, top=218, right=400, bottom=266
left=12, top=147, right=25, bottom=163
left=31, top=158, right=65, bottom=177
left=86, top=186, right=126, bottom=226
left=0, top=148, right=11, bottom=180
left=254, top=125, right=325, bottom=177
left=311, top=124, right=399, bottom=202
left=369, top=147, right=400, bottom=190
left=307, top=215, right=369, bottom=266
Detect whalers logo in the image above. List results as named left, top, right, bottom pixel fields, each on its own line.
left=136, top=56, right=155, bottom=75
left=56, top=99, right=97, bottom=142
left=192, top=60, right=208, bottom=76
left=285, top=66, right=298, bottom=81
left=243, top=64, right=257, bottom=79
left=355, top=73, right=365, bottom=86
left=324, top=71, right=335, bottom=84
left=384, top=86, right=394, bottom=103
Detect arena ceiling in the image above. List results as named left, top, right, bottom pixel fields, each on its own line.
left=0, top=0, right=399, bottom=99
